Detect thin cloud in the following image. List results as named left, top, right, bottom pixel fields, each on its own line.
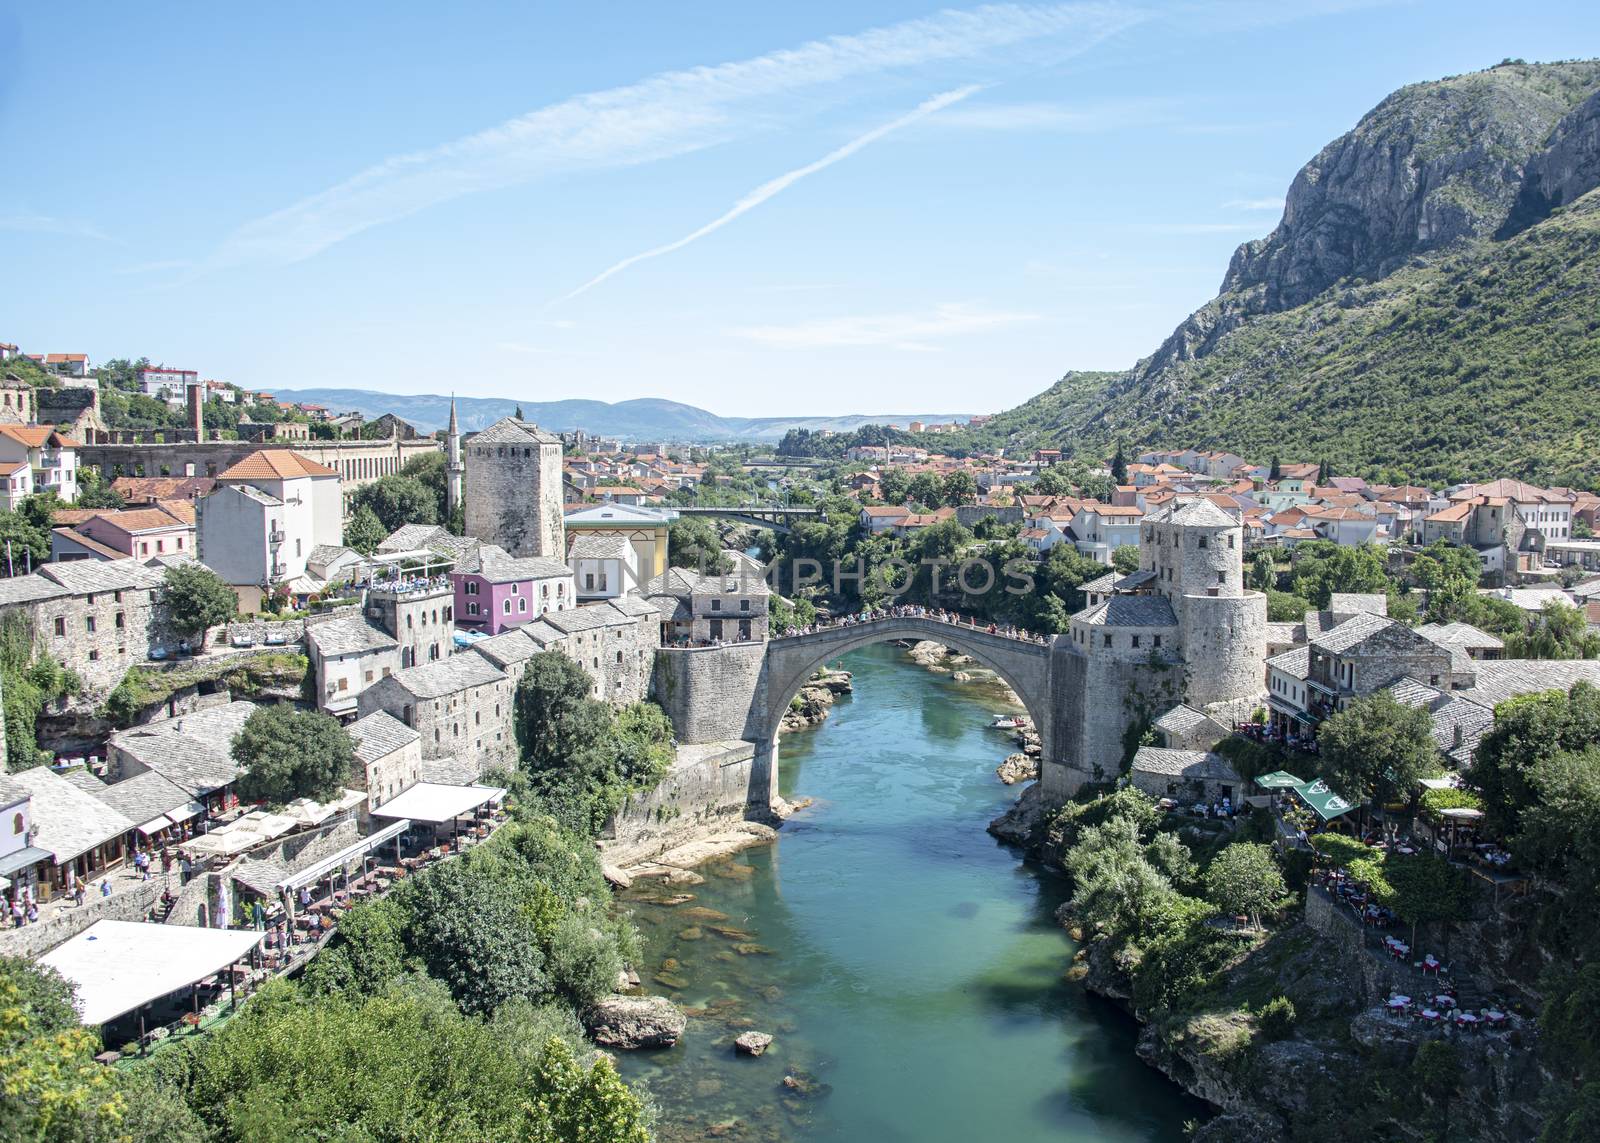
left=933, top=96, right=1182, bottom=131
left=553, top=86, right=981, bottom=304
left=210, top=3, right=1141, bottom=268
left=733, top=303, right=1039, bottom=352
left=0, top=210, right=114, bottom=242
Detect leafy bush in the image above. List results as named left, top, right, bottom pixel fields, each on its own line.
left=1255, top=995, right=1298, bottom=1041
left=1419, top=786, right=1485, bottom=823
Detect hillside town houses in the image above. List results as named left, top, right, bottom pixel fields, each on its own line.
left=0, top=327, right=1598, bottom=1050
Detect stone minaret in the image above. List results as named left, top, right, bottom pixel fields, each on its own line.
left=445, top=396, right=464, bottom=516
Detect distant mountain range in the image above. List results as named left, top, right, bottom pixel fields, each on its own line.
left=268, top=389, right=977, bottom=442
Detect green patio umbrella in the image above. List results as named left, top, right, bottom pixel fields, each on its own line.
left=1293, top=778, right=1359, bottom=821
left=1255, top=771, right=1304, bottom=790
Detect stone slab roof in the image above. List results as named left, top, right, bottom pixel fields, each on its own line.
left=1265, top=621, right=1306, bottom=646
left=92, top=770, right=195, bottom=826
left=381, top=654, right=506, bottom=700
left=1328, top=593, right=1388, bottom=617
left=1076, top=594, right=1177, bottom=628
left=112, top=702, right=256, bottom=796
left=419, top=753, right=480, bottom=786
left=1455, top=660, right=1600, bottom=709
left=1309, top=611, right=1397, bottom=654
left=0, top=574, right=69, bottom=607
left=1267, top=646, right=1311, bottom=680
left=38, top=559, right=164, bottom=594
left=1130, top=747, right=1241, bottom=783
left=347, top=710, right=419, bottom=764
left=307, top=615, right=398, bottom=659
left=7, top=766, right=137, bottom=863
left=1415, top=622, right=1505, bottom=651
left=377, top=524, right=451, bottom=554
left=1387, top=677, right=1495, bottom=766
left=470, top=627, right=543, bottom=671
left=567, top=533, right=635, bottom=561
left=454, top=542, right=571, bottom=583
left=469, top=417, right=562, bottom=446
left=1154, top=704, right=1226, bottom=736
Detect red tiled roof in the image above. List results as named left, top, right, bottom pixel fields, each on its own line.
left=219, top=449, right=339, bottom=481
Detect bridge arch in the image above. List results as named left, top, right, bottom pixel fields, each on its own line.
left=752, top=617, right=1058, bottom=812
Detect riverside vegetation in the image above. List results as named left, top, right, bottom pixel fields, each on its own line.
left=1010, top=679, right=1600, bottom=1141
left=0, top=649, right=676, bottom=1142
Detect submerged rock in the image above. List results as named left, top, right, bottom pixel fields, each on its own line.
left=586, top=994, right=688, bottom=1049
left=735, top=1031, right=774, bottom=1056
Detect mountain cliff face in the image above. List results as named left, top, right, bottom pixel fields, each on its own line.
left=981, top=61, right=1600, bottom=484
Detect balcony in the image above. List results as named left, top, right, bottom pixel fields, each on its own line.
left=268, top=528, right=287, bottom=545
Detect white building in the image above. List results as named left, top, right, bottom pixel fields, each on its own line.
left=195, top=449, right=342, bottom=610
left=0, top=425, right=80, bottom=504
left=1070, top=504, right=1143, bottom=564
left=137, top=367, right=200, bottom=403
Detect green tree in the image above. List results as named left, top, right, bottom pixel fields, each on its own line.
left=1203, top=842, right=1285, bottom=929
left=157, top=563, right=237, bottom=648
left=343, top=504, right=387, bottom=555
left=1289, top=541, right=1392, bottom=608
left=667, top=516, right=731, bottom=573
left=1505, top=600, right=1600, bottom=660
left=349, top=474, right=437, bottom=532
left=1317, top=690, right=1439, bottom=808
left=1470, top=682, right=1600, bottom=839
left=1248, top=551, right=1277, bottom=592
left=1268, top=455, right=1281, bottom=481
left=940, top=469, right=978, bottom=507
left=877, top=467, right=910, bottom=504
left=906, top=472, right=943, bottom=509
left=1385, top=851, right=1472, bottom=948
left=1111, top=545, right=1140, bottom=575
left=1110, top=442, right=1127, bottom=485
left=74, top=469, right=124, bottom=510
left=1, top=614, right=79, bottom=770
left=231, top=705, right=355, bottom=805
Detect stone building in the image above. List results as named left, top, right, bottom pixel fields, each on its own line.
left=1128, top=746, right=1242, bottom=805
left=0, top=560, right=169, bottom=700
left=346, top=710, right=423, bottom=809
left=463, top=417, right=565, bottom=560
left=647, top=553, right=771, bottom=645
left=305, top=613, right=400, bottom=719
left=363, top=579, right=453, bottom=668
left=450, top=542, right=573, bottom=635
left=356, top=655, right=515, bottom=778
left=106, top=702, right=256, bottom=814
left=469, top=595, right=661, bottom=706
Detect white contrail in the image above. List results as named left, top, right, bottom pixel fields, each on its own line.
left=553, top=85, right=980, bottom=304
left=208, top=5, right=1139, bottom=267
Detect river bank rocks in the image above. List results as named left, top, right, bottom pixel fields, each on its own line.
left=996, top=753, right=1038, bottom=785
left=987, top=782, right=1048, bottom=849
left=625, top=822, right=779, bottom=882
left=779, top=668, right=853, bottom=733
left=906, top=641, right=1027, bottom=706
left=586, top=994, right=688, bottom=1049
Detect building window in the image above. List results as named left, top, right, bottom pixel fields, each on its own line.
left=711, top=599, right=722, bottom=611
left=86, top=616, right=96, bottom=633
left=1197, top=535, right=1208, bottom=549
left=364, top=670, right=374, bottom=683
left=741, top=600, right=751, bottom=612
left=468, top=602, right=479, bottom=616
left=1131, top=635, right=1141, bottom=648
left=53, top=617, right=64, bottom=636
left=1217, top=571, right=1226, bottom=584
left=1153, top=635, right=1162, bottom=648
left=337, top=678, right=348, bottom=691
left=518, top=598, right=527, bottom=612
left=1102, top=633, right=1112, bottom=648
left=115, top=612, right=124, bottom=629
left=503, top=599, right=512, bottom=614
left=88, top=649, right=99, bottom=661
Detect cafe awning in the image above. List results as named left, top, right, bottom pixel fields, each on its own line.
left=369, top=783, right=505, bottom=825
left=38, top=919, right=263, bottom=1026
left=1294, top=778, right=1359, bottom=821
left=1255, top=771, right=1305, bottom=790
left=0, top=845, right=52, bottom=878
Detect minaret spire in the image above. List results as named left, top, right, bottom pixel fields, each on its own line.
left=445, top=394, right=464, bottom=516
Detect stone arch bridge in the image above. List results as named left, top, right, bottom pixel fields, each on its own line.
left=751, top=616, right=1071, bottom=810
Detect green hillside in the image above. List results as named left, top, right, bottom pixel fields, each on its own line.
left=965, top=61, right=1600, bottom=489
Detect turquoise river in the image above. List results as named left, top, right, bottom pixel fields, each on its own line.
left=617, top=643, right=1205, bottom=1142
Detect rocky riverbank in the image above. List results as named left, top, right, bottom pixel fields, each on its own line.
left=779, top=668, right=853, bottom=733
left=989, top=785, right=1547, bottom=1141
left=906, top=641, right=1026, bottom=709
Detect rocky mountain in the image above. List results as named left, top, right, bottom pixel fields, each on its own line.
left=973, top=60, right=1600, bottom=485
left=268, top=388, right=975, bottom=443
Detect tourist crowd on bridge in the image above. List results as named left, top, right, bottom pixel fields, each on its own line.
left=775, top=603, right=1049, bottom=645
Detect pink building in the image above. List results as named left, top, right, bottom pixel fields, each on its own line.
left=451, top=541, right=575, bottom=635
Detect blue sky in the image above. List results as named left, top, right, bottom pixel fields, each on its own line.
left=3, top=2, right=1598, bottom=417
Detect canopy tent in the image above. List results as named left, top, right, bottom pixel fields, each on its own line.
left=1255, top=771, right=1305, bottom=790
left=38, top=919, right=262, bottom=1026
left=1439, top=807, right=1485, bottom=822
left=369, top=783, right=505, bottom=825
left=1293, top=778, right=1359, bottom=821
left=183, top=810, right=299, bottom=857
left=281, top=789, right=367, bottom=827
left=1418, top=776, right=1461, bottom=791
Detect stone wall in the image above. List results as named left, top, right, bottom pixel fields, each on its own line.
left=653, top=643, right=767, bottom=745
left=569, top=613, right=660, bottom=706
left=0, top=874, right=173, bottom=958
left=411, top=678, right=517, bottom=776
left=602, top=740, right=757, bottom=865
left=1180, top=590, right=1268, bottom=715
left=464, top=437, right=565, bottom=559
left=1050, top=643, right=1186, bottom=795
left=955, top=505, right=1024, bottom=528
